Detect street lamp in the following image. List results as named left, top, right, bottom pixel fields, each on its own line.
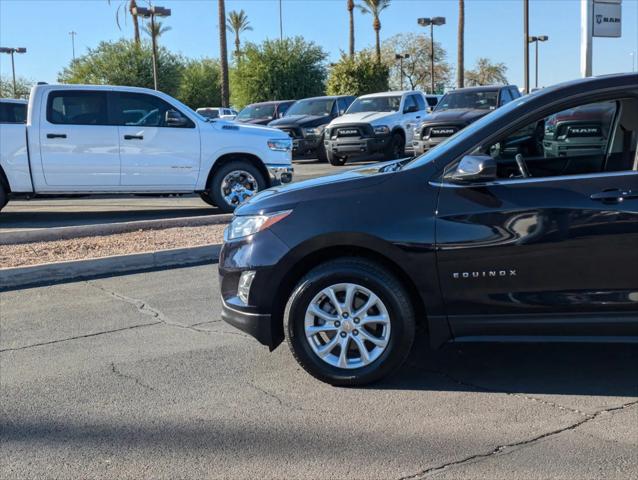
left=417, top=16, right=446, bottom=94
left=528, top=35, right=549, bottom=89
left=132, top=5, right=171, bottom=90
left=69, top=31, right=77, bottom=61
left=395, top=53, right=410, bottom=90
left=0, top=47, right=27, bottom=98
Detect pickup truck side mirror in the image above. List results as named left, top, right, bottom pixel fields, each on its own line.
left=445, top=154, right=497, bottom=183
left=426, top=106, right=433, bottom=113
left=404, top=105, right=419, bottom=114
left=165, top=110, right=188, bottom=127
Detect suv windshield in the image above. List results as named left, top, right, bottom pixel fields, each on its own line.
left=347, top=95, right=401, bottom=114
left=286, top=99, right=334, bottom=116
left=435, top=90, right=499, bottom=111
left=237, top=104, right=275, bottom=120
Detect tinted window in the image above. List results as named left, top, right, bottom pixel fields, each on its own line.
left=500, top=89, right=513, bottom=105
left=286, top=98, right=335, bottom=116
left=47, top=91, right=108, bottom=125
left=337, top=98, right=349, bottom=114
left=0, top=102, right=27, bottom=124
left=510, top=87, right=522, bottom=99
left=116, top=93, right=192, bottom=128
left=278, top=103, right=292, bottom=116
left=414, top=94, right=427, bottom=111
left=237, top=104, right=275, bottom=120
left=482, top=100, right=632, bottom=179
left=403, top=95, right=418, bottom=113
left=435, top=90, right=499, bottom=111
left=348, top=95, right=401, bottom=113
left=426, top=96, right=439, bottom=107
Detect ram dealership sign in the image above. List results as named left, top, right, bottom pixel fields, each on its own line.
left=593, top=0, right=622, bottom=38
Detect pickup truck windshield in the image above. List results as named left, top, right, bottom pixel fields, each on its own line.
left=347, top=96, right=401, bottom=114
left=435, top=90, right=499, bottom=111
left=286, top=99, right=334, bottom=116
left=237, top=104, right=275, bottom=121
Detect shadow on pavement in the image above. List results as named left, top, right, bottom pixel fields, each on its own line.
left=378, top=336, right=638, bottom=398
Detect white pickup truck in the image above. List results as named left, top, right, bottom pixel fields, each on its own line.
left=323, top=90, right=428, bottom=166
left=0, top=84, right=294, bottom=213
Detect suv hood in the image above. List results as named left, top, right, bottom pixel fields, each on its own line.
left=236, top=159, right=404, bottom=215
left=268, top=114, right=332, bottom=129
left=330, top=111, right=396, bottom=126
left=236, top=117, right=273, bottom=125
left=424, top=108, right=491, bottom=125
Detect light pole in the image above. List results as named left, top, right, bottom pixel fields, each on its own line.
left=395, top=53, right=410, bottom=90
left=417, top=16, right=446, bottom=94
left=528, top=35, right=549, bottom=89
left=69, top=31, right=77, bottom=61
left=132, top=5, right=171, bottom=90
left=0, top=47, right=27, bottom=98
left=279, top=0, right=283, bottom=40
left=523, top=0, right=530, bottom=93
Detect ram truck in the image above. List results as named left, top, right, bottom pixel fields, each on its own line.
left=0, top=84, right=293, bottom=213
left=323, top=91, right=428, bottom=166
left=413, top=85, right=521, bottom=155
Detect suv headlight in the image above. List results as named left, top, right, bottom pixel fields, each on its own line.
left=374, top=125, right=390, bottom=135
left=268, top=138, right=292, bottom=152
left=225, top=210, right=292, bottom=241
left=304, top=126, right=324, bottom=137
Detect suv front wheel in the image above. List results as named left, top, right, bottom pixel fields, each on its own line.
left=284, top=258, right=416, bottom=386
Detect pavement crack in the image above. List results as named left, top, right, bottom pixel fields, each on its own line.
left=110, top=362, right=156, bottom=392
left=0, top=321, right=160, bottom=353
left=399, top=400, right=638, bottom=479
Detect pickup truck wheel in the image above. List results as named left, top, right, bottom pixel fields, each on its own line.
left=0, top=183, right=8, bottom=212
left=327, top=150, right=347, bottom=166
left=199, top=192, right=217, bottom=208
left=209, top=161, right=266, bottom=213
left=284, top=258, right=416, bottom=386
left=317, top=135, right=328, bottom=163
left=385, top=133, right=405, bottom=160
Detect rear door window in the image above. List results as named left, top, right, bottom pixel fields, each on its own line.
left=0, top=102, right=26, bottom=123
left=47, top=91, right=109, bottom=125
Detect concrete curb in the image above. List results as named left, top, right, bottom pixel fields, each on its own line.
left=1, top=214, right=233, bottom=245
left=0, top=244, right=222, bottom=291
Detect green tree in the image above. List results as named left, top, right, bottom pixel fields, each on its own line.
left=0, top=76, right=32, bottom=99
left=381, top=33, right=451, bottom=92
left=58, top=39, right=185, bottom=97
left=177, top=59, right=222, bottom=109
left=358, top=0, right=391, bottom=63
left=465, top=58, right=508, bottom=86
left=231, top=37, right=327, bottom=108
left=326, top=51, right=389, bottom=97
left=142, top=20, right=172, bottom=38
left=227, top=9, right=252, bottom=57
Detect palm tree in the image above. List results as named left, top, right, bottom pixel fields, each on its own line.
left=108, top=0, right=141, bottom=45
left=218, top=0, right=230, bottom=107
left=457, top=0, right=465, bottom=88
left=227, top=9, right=252, bottom=57
left=358, top=0, right=391, bottom=64
left=143, top=20, right=171, bottom=38
left=347, top=0, right=355, bottom=58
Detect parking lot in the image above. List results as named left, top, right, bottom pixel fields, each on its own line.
left=0, top=159, right=375, bottom=232
left=2, top=264, right=636, bottom=479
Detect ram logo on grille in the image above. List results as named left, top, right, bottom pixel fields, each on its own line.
left=567, top=126, right=601, bottom=137
left=338, top=129, right=359, bottom=136
left=430, top=127, right=456, bottom=136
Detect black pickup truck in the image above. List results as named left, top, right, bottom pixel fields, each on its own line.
left=413, top=85, right=521, bottom=154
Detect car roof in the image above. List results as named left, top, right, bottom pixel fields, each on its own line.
left=359, top=91, right=420, bottom=99
left=247, top=100, right=295, bottom=107
left=447, top=85, right=516, bottom=93
left=295, top=95, right=353, bottom=101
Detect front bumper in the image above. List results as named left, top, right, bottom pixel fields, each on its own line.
left=221, top=298, right=276, bottom=347
left=413, top=136, right=448, bottom=155
left=266, top=164, right=294, bottom=186
left=325, top=135, right=390, bottom=157
left=292, top=137, right=322, bottom=155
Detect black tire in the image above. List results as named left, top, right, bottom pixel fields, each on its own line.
left=208, top=159, right=266, bottom=214
left=199, top=192, right=217, bottom=208
left=327, top=150, right=347, bottom=166
left=284, top=258, right=416, bottom=386
left=0, top=183, right=7, bottom=212
left=384, top=133, right=405, bottom=160
left=316, top=135, right=328, bottom=163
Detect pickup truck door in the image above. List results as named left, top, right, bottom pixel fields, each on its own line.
left=39, top=90, right=120, bottom=187
left=435, top=97, right=638, bottom=338
left=114, top=92, right=200, bottom=189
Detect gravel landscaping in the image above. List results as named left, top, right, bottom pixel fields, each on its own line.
left=0, top=224, right=227, bottom=268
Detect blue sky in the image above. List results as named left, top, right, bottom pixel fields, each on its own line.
left=1, top=0, right=637, bottom=89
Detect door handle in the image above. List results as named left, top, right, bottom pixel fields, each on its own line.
left=590, top=189, right=636, bottom=203
left=46, top=133, right=66, bottom=139
left=124, top=134, right=144, bottom=140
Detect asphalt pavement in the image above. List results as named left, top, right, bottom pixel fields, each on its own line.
left=2, top=264, right=637, bottom=479
left=0, top=158, right=376, bottom=232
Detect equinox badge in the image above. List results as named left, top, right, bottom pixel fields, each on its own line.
left=453, top=270, right=517, bottom=279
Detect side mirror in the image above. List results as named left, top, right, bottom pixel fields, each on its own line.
left=165, top=110, right=188, bottom=127
left=445, top=155, right=497, bottom=183
left=426, top=106, right=433, bottom=113
left=404, top=105, right=419, bottom=114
